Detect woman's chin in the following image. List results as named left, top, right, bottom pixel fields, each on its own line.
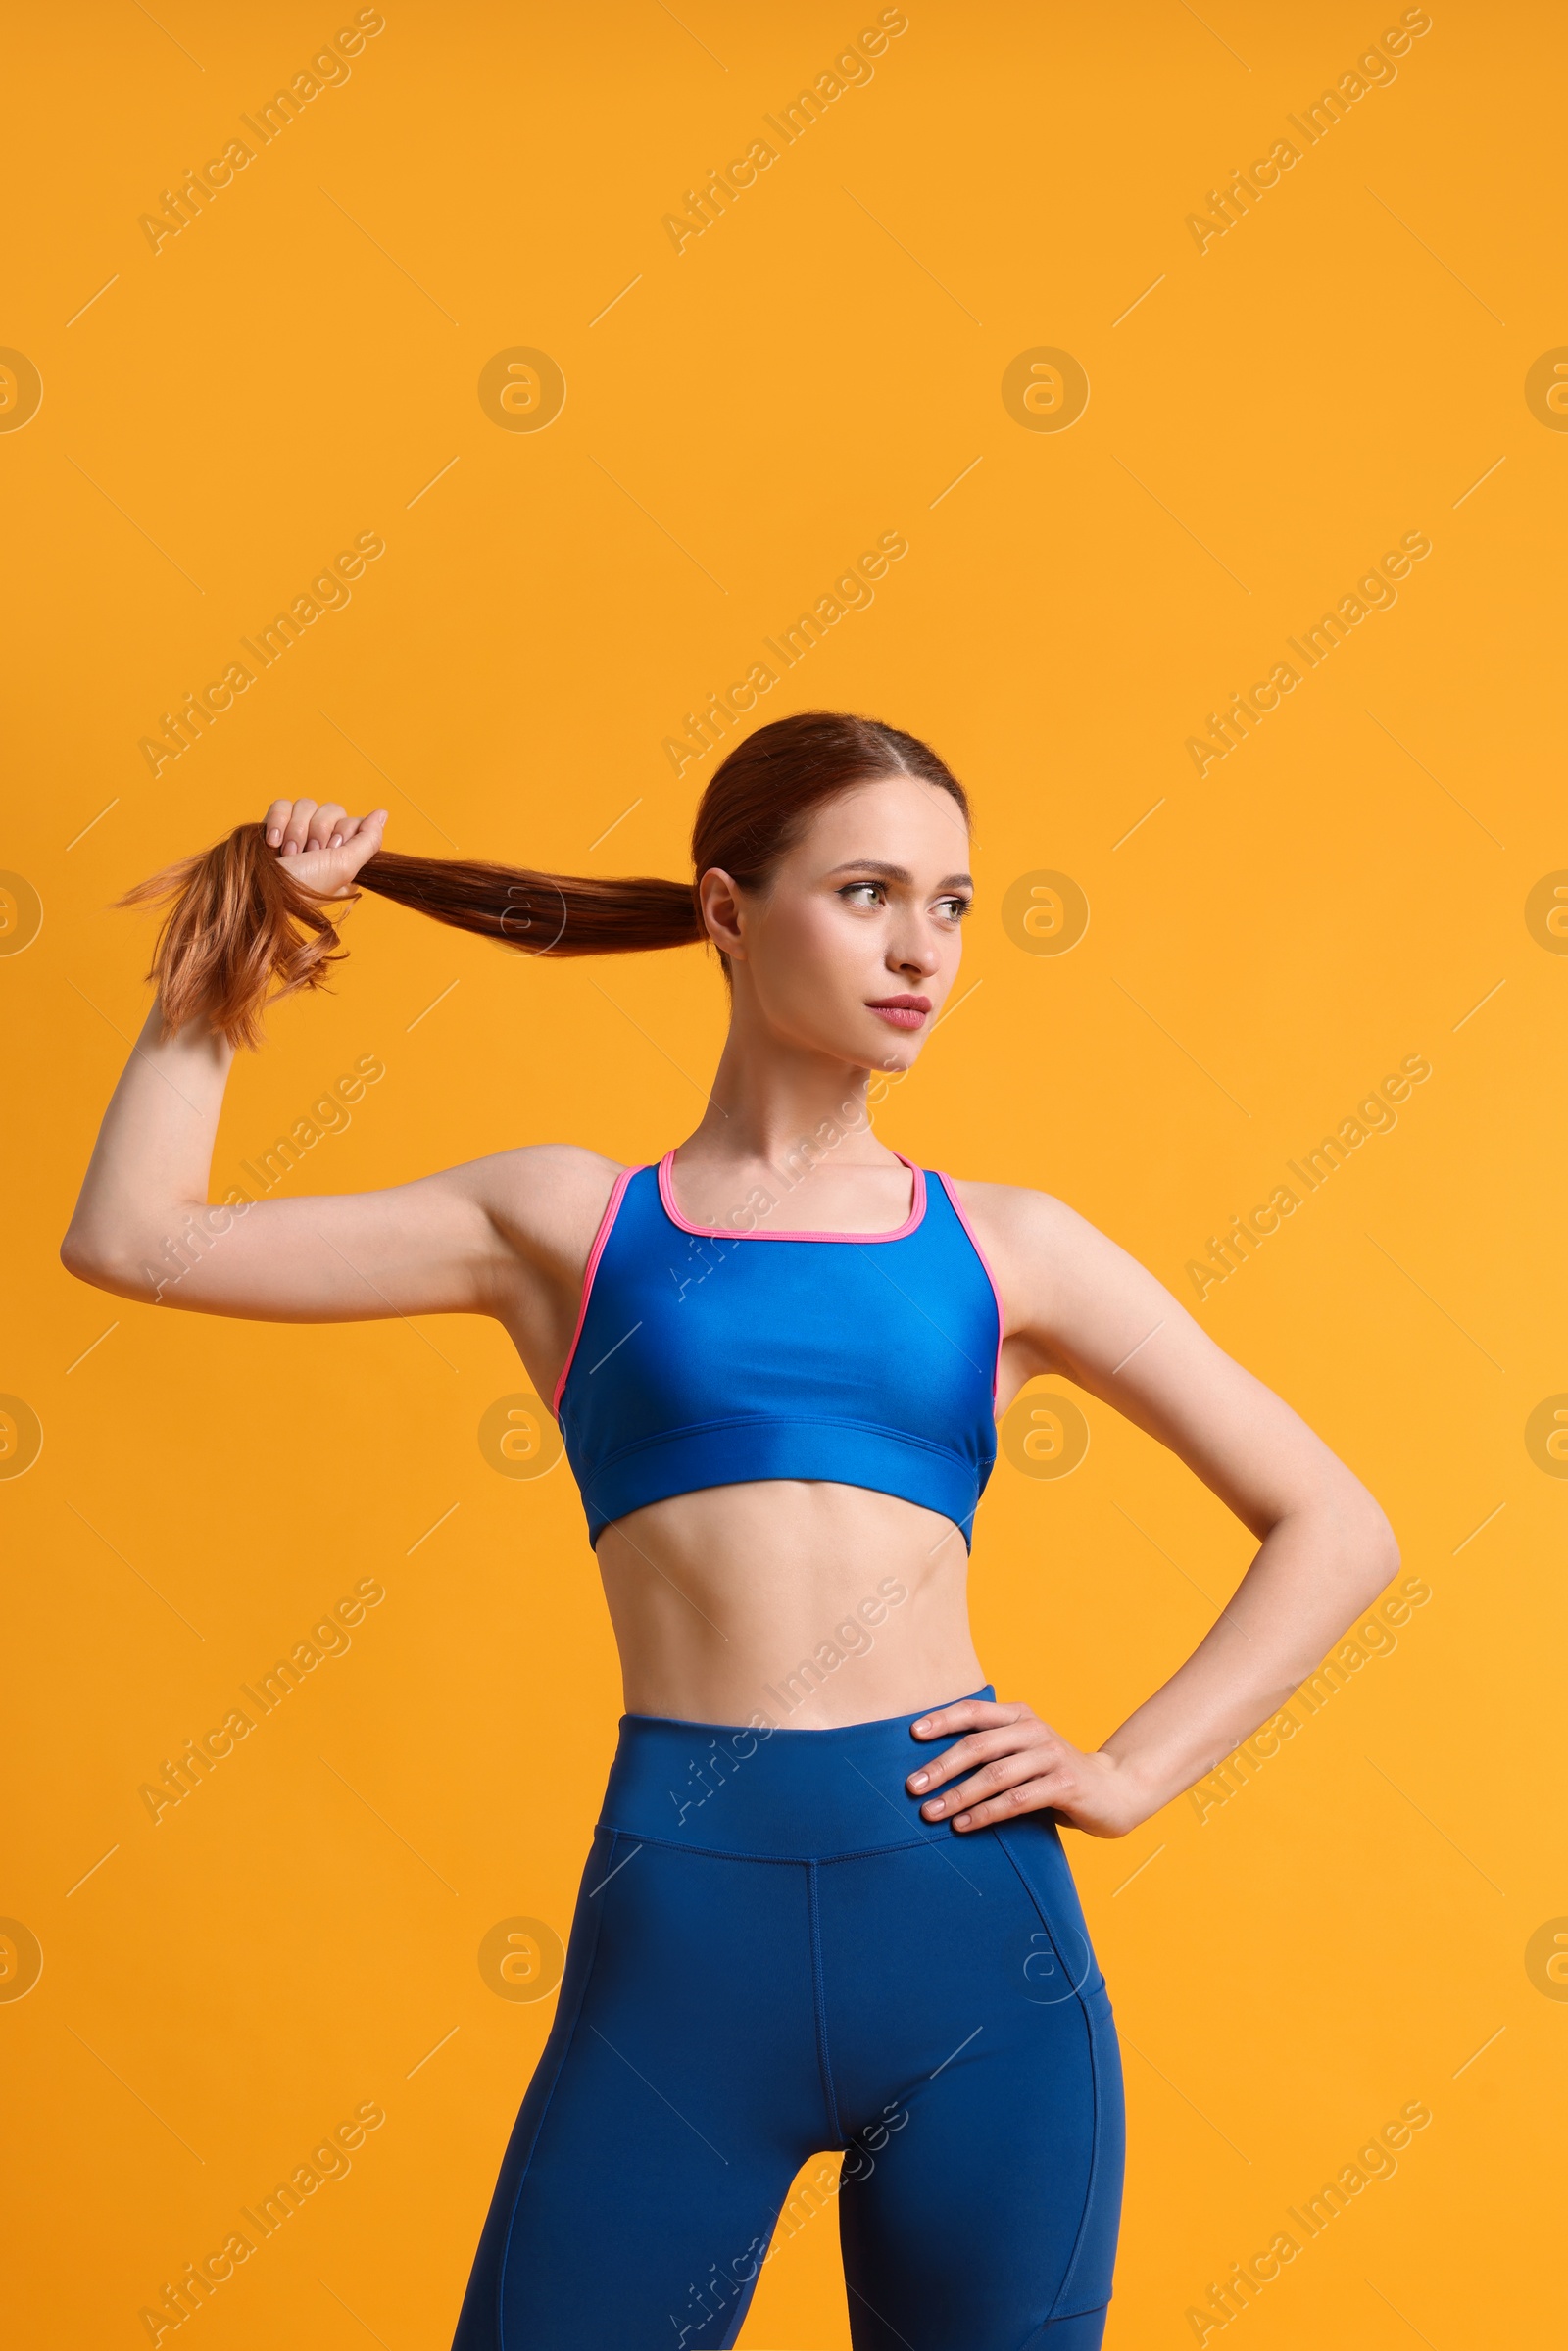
left=866, top=1033, right=925, bottom=1075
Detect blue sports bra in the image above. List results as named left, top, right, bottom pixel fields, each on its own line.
left=553, top=1151, right=1003, bottom=1550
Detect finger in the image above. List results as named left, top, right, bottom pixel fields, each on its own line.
left=338, top=812, right=389, bottom=879
left=910, top=1697, right=1011, bottom=1741
left=306, top=802, right=347, bottom=850
left=279, top=799, right=318, bottom=856
left=264, top=799, right=293, bottom=848
left=907, top=1722, right=1048, bottom=1795
left=919, top=1745, right=1054, bottom=1820
left=952, top=1775, right=1065, bottom=1832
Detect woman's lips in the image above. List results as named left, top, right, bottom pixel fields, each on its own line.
left=866, top=995, right=931, bottom=1029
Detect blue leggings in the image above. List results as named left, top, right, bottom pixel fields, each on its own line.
left=450, top=1686, right=1124, bottom=2350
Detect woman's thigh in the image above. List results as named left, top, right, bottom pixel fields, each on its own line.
left=824, top=1817, right=1125, bottom=2351
left=450, top=1827, right=830, bottom=2350
left=450, top=1792, right=1124, bottom=2349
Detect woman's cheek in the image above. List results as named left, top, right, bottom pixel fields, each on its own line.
left=779, top=899, right=865, bottom=998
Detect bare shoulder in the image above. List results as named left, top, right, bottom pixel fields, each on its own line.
left=943, top=1173, right=1105, bottom=1266
left=484, top=1139, right=628, bottom=1199
left=941, top=1174, right=1159, bottom=1332
left=466, top=1141, right=628, bottom=1260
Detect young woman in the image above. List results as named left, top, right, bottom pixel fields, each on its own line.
left=64, top=711, right=1396, bottom=2351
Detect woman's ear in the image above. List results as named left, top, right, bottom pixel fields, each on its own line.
left=697, top=867, right=749, bottom=962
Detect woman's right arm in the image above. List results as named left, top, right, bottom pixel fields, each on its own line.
left=60, top=800, right=616, bottom=1334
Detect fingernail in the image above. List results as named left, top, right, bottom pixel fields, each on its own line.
left=909, top=1772, right=928, bottom=1789
left=955, top=1814, right=971, bottom=1829
left=267, top=829, right=281, bottom=845
left=913, top=1718, right=931, bottom=1733
left=329, top=834, right=342, bottom=847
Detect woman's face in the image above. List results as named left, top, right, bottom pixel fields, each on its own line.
left=702, top=775, right=973, bottom=1072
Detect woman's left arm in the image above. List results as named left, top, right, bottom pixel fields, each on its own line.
left=908, top=1184, right=1400, bottom=1837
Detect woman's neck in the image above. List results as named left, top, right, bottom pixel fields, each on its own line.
left=680, top=1013, right=892, bottom=1180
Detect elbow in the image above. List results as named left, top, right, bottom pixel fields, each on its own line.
left=1343, top=1489, right=1400, bottom=1592
left=1285, top=1474, right=1399, bottom=1596
left=60, top=1227, right=104, bottom=1285
left=60, top=1226, right=140, bottom=1296
left=1366, top=1506, right=1401, bottom=1588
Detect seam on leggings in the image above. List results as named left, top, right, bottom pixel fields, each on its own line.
left=993, top=1825, right=1104, bottom=2327
left=594, top=1824, right=954, bottom=1867
left=806, top=1860, right=847, bottom=2147
left=494, top=1827, right=613, bottom=2348
left=1016, top=2298, right=1111, bottom=2346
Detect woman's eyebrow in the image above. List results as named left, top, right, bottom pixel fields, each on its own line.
left=823, top=859, right=974, bottom=888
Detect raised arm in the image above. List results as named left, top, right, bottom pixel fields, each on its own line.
left=905, top=1182, right=1400, bottom=1837
left=61, top=801, right=618, bottom=1354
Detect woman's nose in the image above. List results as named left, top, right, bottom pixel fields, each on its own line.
left=890, top=934, right=941, bottom=977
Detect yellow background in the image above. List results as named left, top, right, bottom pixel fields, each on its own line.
left=4, top=1, right=1565, bottom=2342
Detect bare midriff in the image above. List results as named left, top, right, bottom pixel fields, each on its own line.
left=593, top=1479, right=987, bottom=1730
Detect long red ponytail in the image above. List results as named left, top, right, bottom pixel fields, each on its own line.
left=123, top=710, right=969, bottom=1047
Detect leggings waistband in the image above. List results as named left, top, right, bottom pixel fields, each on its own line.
left=597, top=1684, right=996, bottom=1860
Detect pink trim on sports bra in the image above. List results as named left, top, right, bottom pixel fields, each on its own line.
left=550, top=1164, right=642, bottom=1414
left=657, top=1150, right=927, bottom=1243
left=935, top=1171, right=1005, bottom=1404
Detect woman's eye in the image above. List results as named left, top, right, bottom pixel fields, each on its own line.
left=837, top=882, right=970, bottom=918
